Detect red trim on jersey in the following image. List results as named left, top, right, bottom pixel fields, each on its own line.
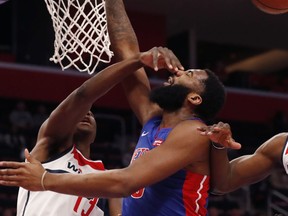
left=71, top=146, right=105, bottom=170
left=285, top=147, right=288, bottom=155
left=182, top=172, right=209, bottom=216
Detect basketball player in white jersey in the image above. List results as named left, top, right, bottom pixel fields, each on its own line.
left=12, top=0, right=156, bottom=214
left=11, top=0, right=151, bottom=214
left=14, top=49, right=123, bottom=213
left=197, top=122, right=288, bottom=194
left=0, top=0, right=185, bottom=214
left=16, top=90, right=121, bottom=214
left=0, top=11, right=184, bottom=216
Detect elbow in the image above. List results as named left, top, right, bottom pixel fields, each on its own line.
left=211, top=180, right=240, bottom=194
left=75, top=84, right=89, bottom=101
left=121, top=183, right=139, bottom=197
left=113, top=169, right=142, bottom=197
left=210, top=181, right=233, bottom=194
left=72, top=84, right=95, bottom=105
left=210, top=186, right=230, bottom=195
left=117, top=185, right=137, bottom=198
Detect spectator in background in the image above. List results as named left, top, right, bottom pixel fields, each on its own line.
left=9, top=101, right=33, bottom=133
left=31, top=104, right=49, bottom=147
left=32, top=104, right=49, bottom=132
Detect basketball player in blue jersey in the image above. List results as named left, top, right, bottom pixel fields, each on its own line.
left=3, top=1, right=180, bottom=216
left=1, top=50, right=183, bottom=215
left=0, top=1, right=226, bottom=216
left=106, top=0, right=226, bottom=215
left=197, top=122, right=288, bottom=194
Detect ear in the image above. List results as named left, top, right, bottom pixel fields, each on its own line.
left=187, top=93, right=202, bottom=105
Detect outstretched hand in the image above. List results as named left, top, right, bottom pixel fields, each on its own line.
left=140, top=46, right=184, bottom=73
left=197, top=122, right=242, bottom=150
left=0, top=149, right=46, bottom=191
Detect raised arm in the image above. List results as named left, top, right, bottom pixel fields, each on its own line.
left=198, top=123, right=285, bottom=193
left=34, top=53, right=143, bottom=160
left=36, top=0, right=146, bottom=160
left=34, top=44, right=181, bottom=161
left=106, top=0, right=154, bottom=125
left=106, top=0, right=184, bottom=125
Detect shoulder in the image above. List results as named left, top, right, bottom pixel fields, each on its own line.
left=263, top=132, right=288, bottom=149
left=174, top=118, right=207, bottom=133
left=170, top=119, right=210, bottom=164
left=168, top=119, right=210, bottom=149
left=271, top=132, right=288, bottom=141
left=257, top=132, right=288, bottom=162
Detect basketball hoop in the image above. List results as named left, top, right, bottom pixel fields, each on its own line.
left=44, top=0, right=113, bottom=74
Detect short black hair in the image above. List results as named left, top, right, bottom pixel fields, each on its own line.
left=194, top=69, right=226, bottom=121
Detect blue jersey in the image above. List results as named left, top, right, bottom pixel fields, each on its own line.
left=122, top=117, right=209, bottom=216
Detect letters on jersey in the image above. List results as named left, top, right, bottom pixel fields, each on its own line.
left=17, top=146, right=105, bottom=216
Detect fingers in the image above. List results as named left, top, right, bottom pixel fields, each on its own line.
left=197, top=126, right=212, bottom=135
left=0, top=167, right=23, bottom=176
left=229, top=140, right=242, bottom=150
left=25, top=149, right=39, bottom=164
left=150, top=46, right=184, bottom=72
left=0, top=161, right=25, bottom=169
left=0, top=166, right=26, bottom=187
left=197, top=126, right=221, bottom=135
left=197, top=122, right=231, bottom=135
left=157, top=47, right=184, bottom=71
left=141, top=46, right=184, bottom=72
left=197, top=121, right=241, bottom=149
left=0, top=161, right=29, bottom=180
left=25, top=148, right=30, bottom=160
left=0, top=180, right=20, bottom=187
left=0, top=157, right=45, bottom=191
left=0, top=163, right=34, bottom=188
left=151, top=47, right=159, bottom=71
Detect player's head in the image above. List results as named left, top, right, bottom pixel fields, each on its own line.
left=74, top=111, right=97, bottom=144
left=149, top=69, right=226, bottom=121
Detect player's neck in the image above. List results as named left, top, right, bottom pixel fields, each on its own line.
left=161, top=109, right=195, bottom=128
left=75, top=144, right=91, bottom=159
left=73, top=135, right=92, bottom=158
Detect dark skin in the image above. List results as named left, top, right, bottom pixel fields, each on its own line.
left=198, top=121, right=286, bottom=194
left=0, top=1, right=183, bottom=214
left=0, top=48, right=188, bottom=197
left=0, top=0, right=215, bottom=204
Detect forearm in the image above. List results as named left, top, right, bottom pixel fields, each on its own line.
left=211, top=145, right=263, bottom=193
left=44, top=169, right=135, bottom=198
left=45, top=55, right=144, bottom=134
left=210, top=144, right=234, bottom=193
left=106, top=0, right=139, bottom=61
left=106, top=0, right=154, bottom=124
left=108, top=198, right=123, bottom=216
left=75, top=55, right=143, bottom=103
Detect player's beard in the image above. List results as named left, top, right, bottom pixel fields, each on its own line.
left=149, top=84, right=191, bottom=112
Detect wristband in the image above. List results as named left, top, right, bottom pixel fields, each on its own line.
left=41, top=170, right=48, bottom=191
left=212, top=142, right=225, bottom=150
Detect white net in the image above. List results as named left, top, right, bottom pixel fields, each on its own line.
left=44, top=0, right=113, bottom=74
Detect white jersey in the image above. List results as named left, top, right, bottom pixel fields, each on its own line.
left=282, top=136, right=288, bottom=175
left=17, top=146, right=105, bottom=216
